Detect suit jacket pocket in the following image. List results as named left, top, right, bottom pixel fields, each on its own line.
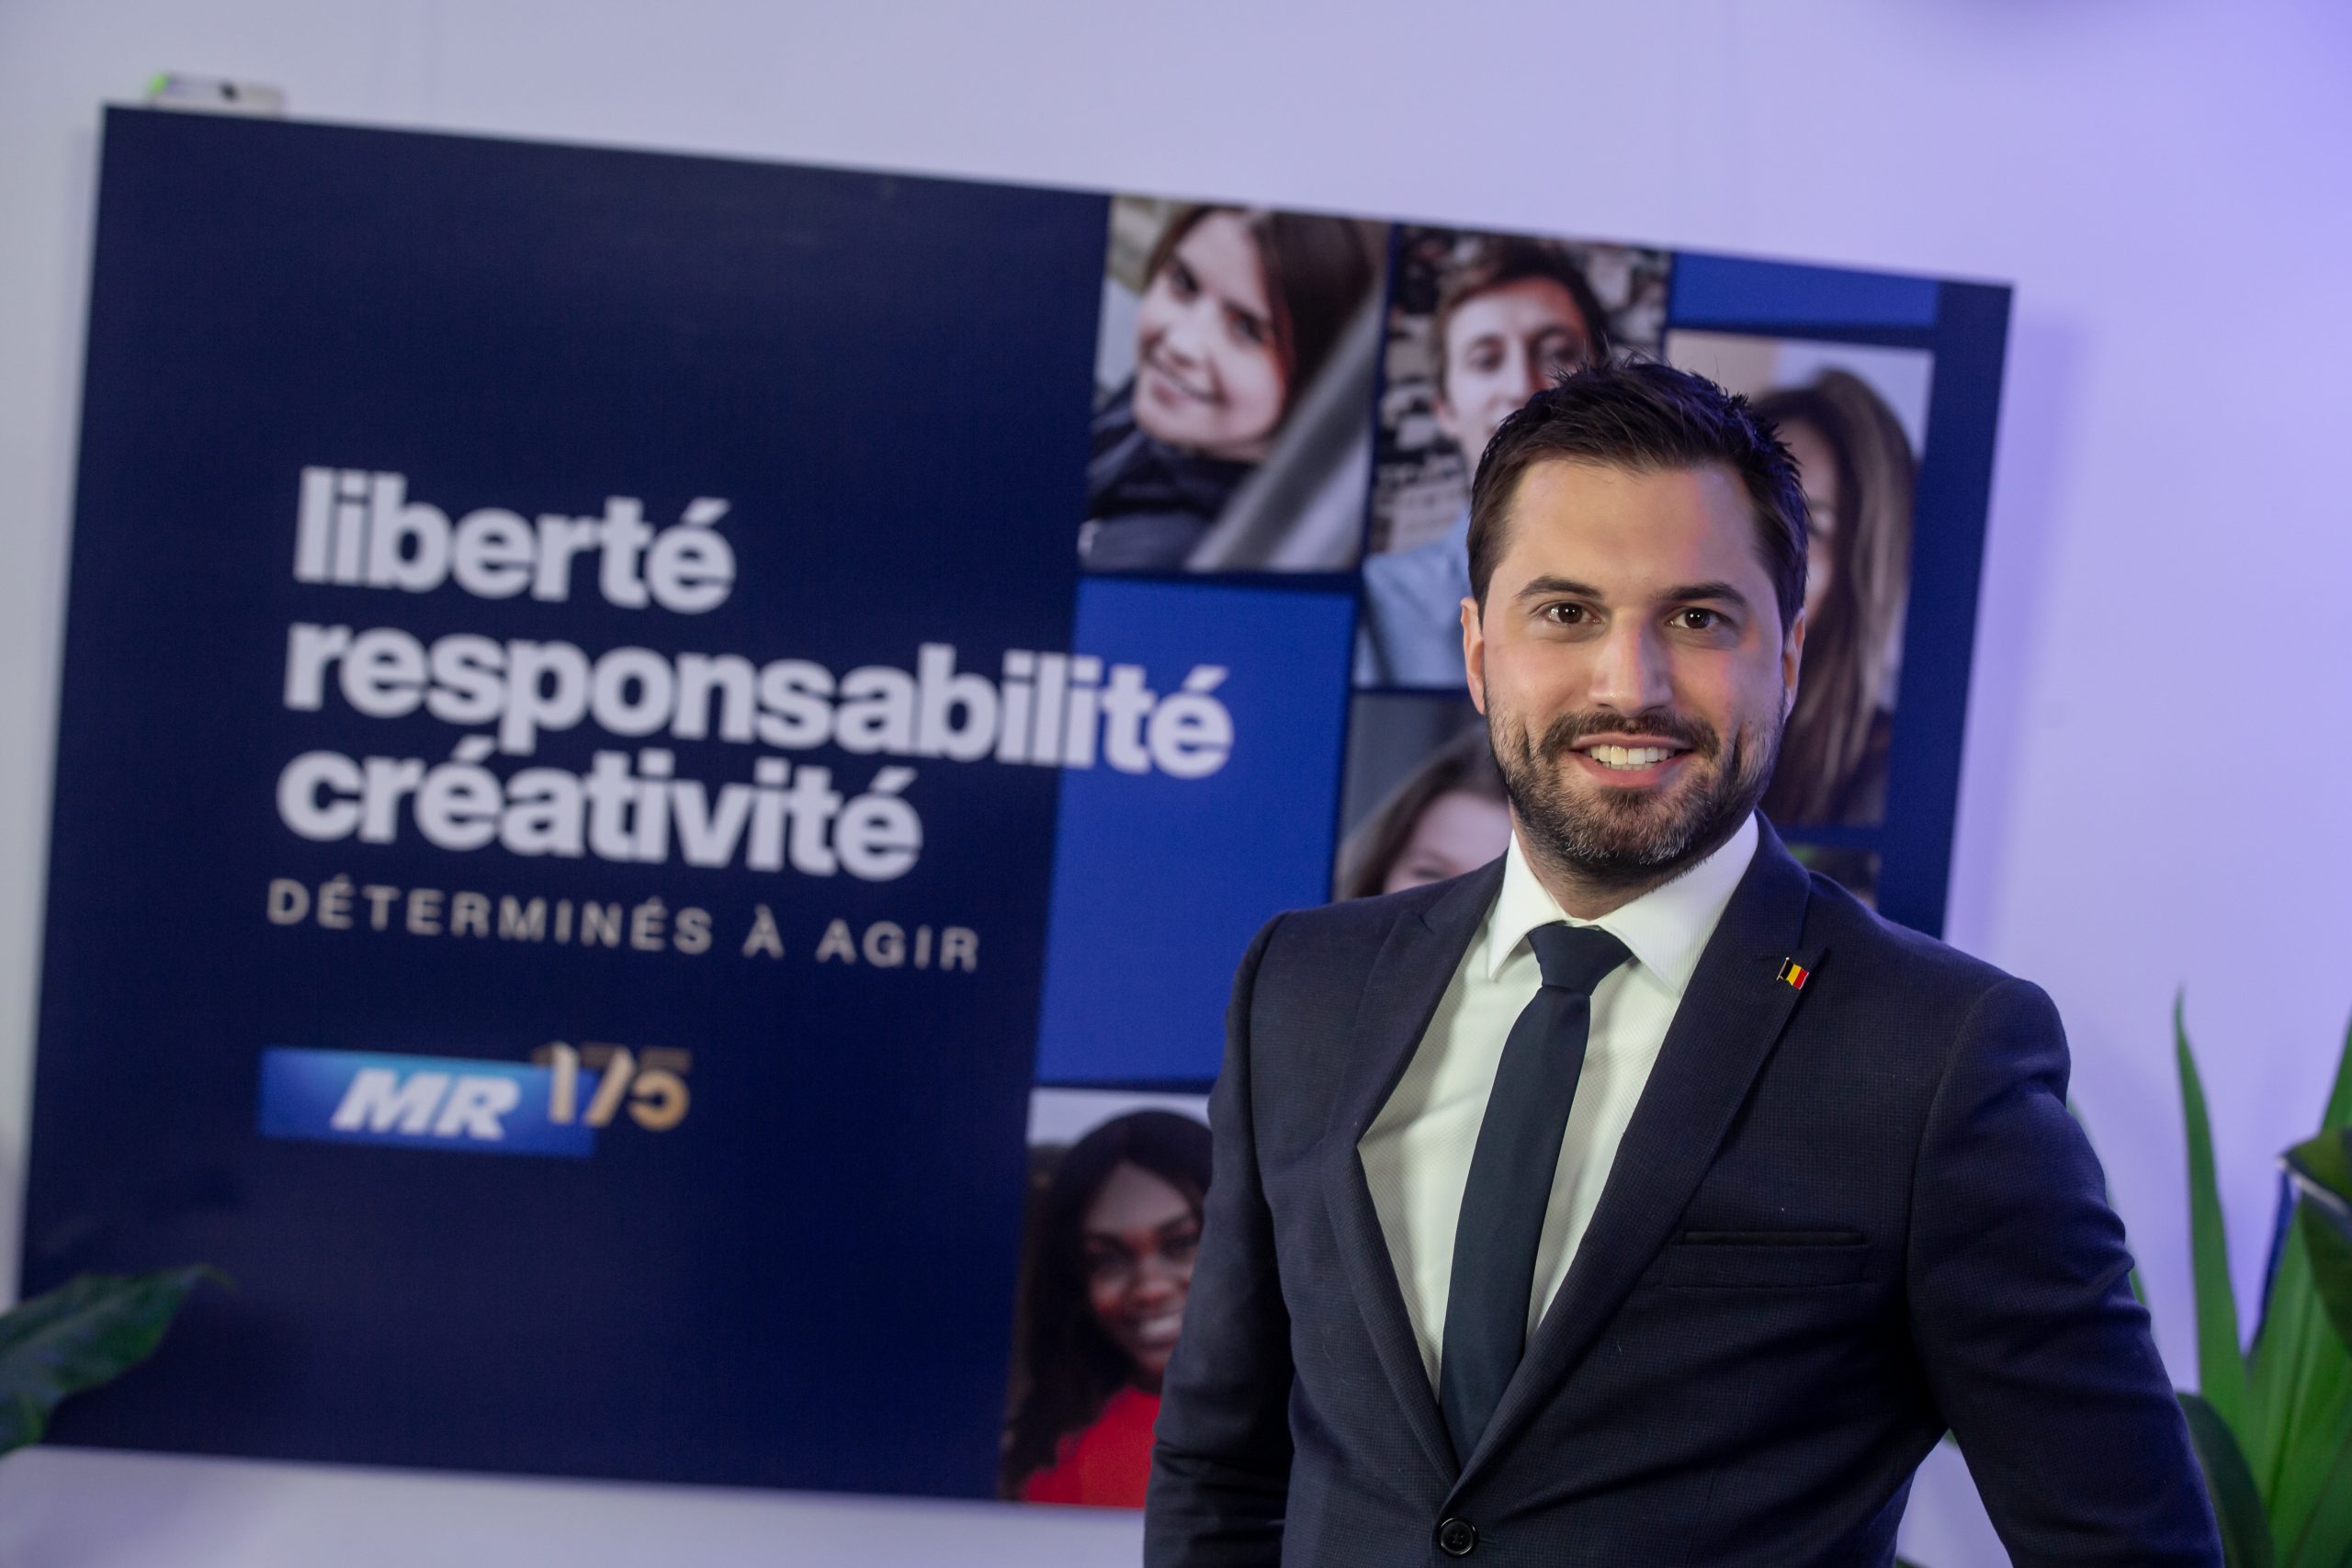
left=1651, top=1234, right=1872, bottom=1289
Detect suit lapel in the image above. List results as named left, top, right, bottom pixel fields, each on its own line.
left=1457, top=824, right=1826, bottom=1486
left=1320, top=858, right=1503, bottom=1483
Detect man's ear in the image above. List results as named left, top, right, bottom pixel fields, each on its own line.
left=1462, top=595, right=1487, bottom=715
left=1781, top=606, right=1806, bottom=718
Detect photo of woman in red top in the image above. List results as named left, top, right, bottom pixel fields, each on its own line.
left=1002, top=1110, right=1212, bottom=1507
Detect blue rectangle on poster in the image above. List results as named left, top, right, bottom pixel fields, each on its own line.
left=1671, top=253, right=1942, bottom=329
left=1033, top=579, right=1354, bottom=1086
left=258, top=1047, right=599, bottom=1157
left=26, top=108, right=1107, bottom=1496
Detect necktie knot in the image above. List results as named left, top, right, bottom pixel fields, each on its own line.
left=1527, top=922, right=1631, bottom=996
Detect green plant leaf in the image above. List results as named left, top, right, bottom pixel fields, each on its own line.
left=2249, top=1224, right=2352, bottom=1538
left=2274, top=1410, right=2352, bottom=1568
left=2179, top=997, right=2252, bottom=1437
left=2284, top=1132, right=2352, bottom=1244
left=2250, top=1012, right=2352, bottom=1544
left=0, top=1391, right=42, bottom=1451
left=2182, top=1391, right=2278, bottom=1568
left=0, top=1266, right=221, bottom=1458
left=2267, top=1210, right=2352, bottom=1567
left=2319, top=1012, right=2352, bottom=1136
left=2284, top=1145, right=2352, bottom=1358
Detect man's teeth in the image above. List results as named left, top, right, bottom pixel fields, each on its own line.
left=1588, top=745, right=1673, bottom=770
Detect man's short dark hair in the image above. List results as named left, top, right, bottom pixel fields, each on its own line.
left=1430, top=238, right=1613, bottom=401
left=1465, top=358, right=1810, bottom=633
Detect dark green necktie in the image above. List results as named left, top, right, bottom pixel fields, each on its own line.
left=1438, top=920, right=1631, bottom=1462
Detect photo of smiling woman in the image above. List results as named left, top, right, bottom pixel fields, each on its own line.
left=1080, top=198, right=1385, bottom=573
left=1749, top=370, right=1917, bottom=828
left=1664, top=331, right=1928, bottom=832
left=1333, top=715, right=1510, bottom=899
left=1002, top=1106, right=1212, bottom=1507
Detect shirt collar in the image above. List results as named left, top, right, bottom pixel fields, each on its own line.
left=1483, top=813, right=1759, bottom=996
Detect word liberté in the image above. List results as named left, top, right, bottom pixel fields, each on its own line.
left=274, top=469, right=1237, bottom=880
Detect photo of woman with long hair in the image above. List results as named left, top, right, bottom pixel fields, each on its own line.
left=1080, top=202, right=1382, bottom=573
left=1752, top=368, right=1917, bottom=827
left=1332, top=722, right=1510, bottom=900
left=1002, top=1109, right=1213, bottom=1507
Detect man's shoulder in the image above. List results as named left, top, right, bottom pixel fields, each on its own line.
left=1792, top=859, right=2043, bottom=1027
left=1262, top=874, right=1449, bottom=942
left=1247, top=847, right=2052, bottom=1025
left=1251, top=869, right=1483, bottom=982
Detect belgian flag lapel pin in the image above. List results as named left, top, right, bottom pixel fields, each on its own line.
left=1775, top=957, right=1813, bottom=991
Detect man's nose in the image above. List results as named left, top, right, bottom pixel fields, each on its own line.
left=1589, top=619, right=1673, bottom=714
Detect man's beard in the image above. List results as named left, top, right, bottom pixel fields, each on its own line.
left=1489, top=703, right=1779, bottom=894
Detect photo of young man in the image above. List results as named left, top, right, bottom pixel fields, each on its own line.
left=1357, top=232, right=1668, bottom=687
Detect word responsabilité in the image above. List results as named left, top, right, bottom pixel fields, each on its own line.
left=272, top=468, right=1238, bottom=879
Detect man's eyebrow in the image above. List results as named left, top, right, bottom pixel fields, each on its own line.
left=1664, top=581, right=1753, bottom=610
left=1512, top=577, right=1756, bottom=609
left=1513, top=575, right=1602, bottom=602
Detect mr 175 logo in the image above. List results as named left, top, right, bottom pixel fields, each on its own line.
left=531, top=1042, right=689, bottom=1131
left=257, top=1043, right=693, bottom=1157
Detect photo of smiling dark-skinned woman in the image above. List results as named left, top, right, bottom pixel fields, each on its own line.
left=1001, top=1107, right=1212, bottom=1507
left=1080, top=199, right=1386, bottom=574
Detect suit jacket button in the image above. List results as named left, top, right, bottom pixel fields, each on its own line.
left=1436, top=1517, right=1477, bottom=1556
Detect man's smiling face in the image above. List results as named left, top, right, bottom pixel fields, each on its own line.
left=1462, top=457, right=1804, bottom=893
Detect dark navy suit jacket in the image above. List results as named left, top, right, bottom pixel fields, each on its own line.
left=1145, top=822, right=2220, bottom=1566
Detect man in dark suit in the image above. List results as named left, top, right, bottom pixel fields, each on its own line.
left=1145, top=360, right=2220, bottom=1565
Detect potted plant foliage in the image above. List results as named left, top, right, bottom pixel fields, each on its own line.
left=2174, top=1004, right=2352, bottom=1567
left=1900, top=1009, right=2352, bottom=1568
left=0, top=1267, right=217, bottom=1455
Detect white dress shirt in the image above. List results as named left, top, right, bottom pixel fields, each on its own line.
left=1357, top=813, right=1758, bottom=1384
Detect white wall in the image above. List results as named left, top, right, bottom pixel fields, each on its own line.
left=2, top=1, right=2346, bottom=1562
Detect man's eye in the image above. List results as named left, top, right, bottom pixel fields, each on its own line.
left=1672, top=608, right=1723, bottom=631
left=1541, top=603, right=1588, bottom=625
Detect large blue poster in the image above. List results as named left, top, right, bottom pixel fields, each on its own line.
left=23, top=108, right=2007, bottom=1503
